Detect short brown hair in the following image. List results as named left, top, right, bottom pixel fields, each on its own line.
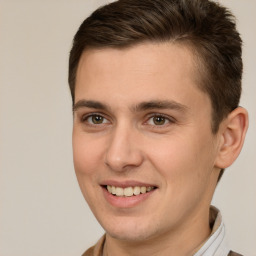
left=69, top=0, right=242, bottom=134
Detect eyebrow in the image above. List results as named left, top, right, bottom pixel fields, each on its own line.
left=73, top=100, right=110, bottom=112
left=73, top=99, right=188, bottom=113
left=133, top=100, right=189, bottom=113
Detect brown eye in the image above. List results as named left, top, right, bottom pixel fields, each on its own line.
left=91, top=115, right=104, bottom=124
left=147, top=114, right=174, bottom=127
left=85, top=114, right=109, bottom=125
left=152, top=116, right=166, bottom=125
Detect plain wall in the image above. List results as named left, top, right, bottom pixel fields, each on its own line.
left=0, top=0, right=255, bottom=255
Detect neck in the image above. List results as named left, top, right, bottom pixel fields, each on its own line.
left=104, top=208, right=211, bottom=256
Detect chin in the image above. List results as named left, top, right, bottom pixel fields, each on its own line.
left=107, top=229, right=153, bottom=242
left=101, top=217, right=159, bottom=242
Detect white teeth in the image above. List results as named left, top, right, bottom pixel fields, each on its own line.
left=111, top=186, right=116, bottom=195
left=115, top=187, right=124, bottom=196
left=106, top=185, right=155, bottom=197
left=107, top=185, right=112, bottom=193
left=124, top=187, right=133, bottom=197
left=147, top=187, right=154, bottom=192
left=141, top=186, right=146, bottom=194
left=133, top=186, right=141, bottom=195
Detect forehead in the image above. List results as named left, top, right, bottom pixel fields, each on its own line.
left=77, top=42, right=196, bottom=80
left=75, top=42, right=209, bottom=110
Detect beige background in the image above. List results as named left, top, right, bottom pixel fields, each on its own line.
left=0, top=0, right=255, bottom=255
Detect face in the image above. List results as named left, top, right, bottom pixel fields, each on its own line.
left=72, top=43, right=221, bottom=242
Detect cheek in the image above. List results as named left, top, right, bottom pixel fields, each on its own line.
left=146, top=134, right=217, bottom=223
left=72, top=132, right=104, bottom=176
left=72, top=133, right=104, bottom=204
left=148, top=133, right=216, bottom=188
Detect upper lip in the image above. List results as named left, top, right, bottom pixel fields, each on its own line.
left=100, top=180, right=158, bottom=188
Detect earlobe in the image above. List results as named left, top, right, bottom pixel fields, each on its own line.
left=214, top=107, right=249, bottom=169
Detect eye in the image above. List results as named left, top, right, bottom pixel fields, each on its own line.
left=83, top=114, right=109, bottom=125
left=151, top=116, right=166, bottom=125
left=147, top=114, right=173, bottom=126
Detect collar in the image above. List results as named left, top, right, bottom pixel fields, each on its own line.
left=193, top=206, right=230, bottom=256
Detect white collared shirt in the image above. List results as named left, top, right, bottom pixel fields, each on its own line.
left=194, top=206, right=230, bottom=256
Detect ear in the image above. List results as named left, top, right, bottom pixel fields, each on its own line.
left=214, top=107, right=249, bottom=169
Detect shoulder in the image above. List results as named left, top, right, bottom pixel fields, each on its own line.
left=82, top=246, right=94, bottom=256
left=228, top=251, right=243, bottom=256
left=81, top=235, right=106, bottom=256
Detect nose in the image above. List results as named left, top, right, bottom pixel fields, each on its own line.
left=104, top=124, right=144, bottom=172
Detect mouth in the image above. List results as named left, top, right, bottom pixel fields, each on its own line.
left=101, top=181, right=158, bottom=208
left=103, top=185, right=157, bottom=197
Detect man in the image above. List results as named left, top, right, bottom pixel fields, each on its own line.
left=69, top=0, right=248, bottom=255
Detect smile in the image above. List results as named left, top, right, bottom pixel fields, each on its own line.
left=106, top=185, right=155, bottom=197
left=102, top=182, right=158, bottom=208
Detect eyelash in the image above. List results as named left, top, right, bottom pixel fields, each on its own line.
left=80, top=113, right=175, bottom=127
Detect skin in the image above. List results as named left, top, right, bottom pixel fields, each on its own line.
left=72, top=42, right=248, bottom=256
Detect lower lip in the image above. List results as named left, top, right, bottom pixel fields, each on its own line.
left=102, top=187, right=156, bottom=208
